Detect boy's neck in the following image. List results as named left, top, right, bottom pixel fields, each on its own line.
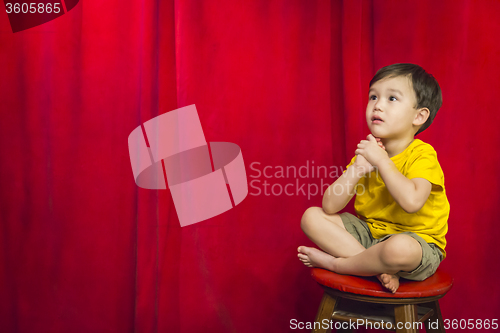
left=380, top=137, right=415, bottom=158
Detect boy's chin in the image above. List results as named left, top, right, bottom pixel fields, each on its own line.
left=369, top=130, right=385, bottom=138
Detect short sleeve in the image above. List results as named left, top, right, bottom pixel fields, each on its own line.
left=405, top=148, right=444, bottom=189
left=343, top=155, right=357, bottom=174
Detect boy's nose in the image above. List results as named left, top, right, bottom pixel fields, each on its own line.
left=373, top=99, right=384, bottom=111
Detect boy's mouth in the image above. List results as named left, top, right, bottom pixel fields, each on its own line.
left=371, top=115, right=384, bottom=123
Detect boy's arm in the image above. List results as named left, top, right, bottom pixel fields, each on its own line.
left=356, top=135, right=432, bottom=213
left=322, top=156, right=370, bottom=215
left=375, top=159, right=432, bottom=213
left=322, top=165, right=361, bottom=214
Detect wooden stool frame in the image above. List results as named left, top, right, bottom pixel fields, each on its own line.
left=313, top=286, right=446, bottom=333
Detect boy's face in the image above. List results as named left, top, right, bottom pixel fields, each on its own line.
left=366, top=76, right=422, bottom=139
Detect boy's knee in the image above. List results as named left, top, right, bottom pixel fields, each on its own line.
left=300, top=207, right=329, bottom=232
left=380, top=234, right=422, bottom=269
left=301, top=207, right=320, bottom=231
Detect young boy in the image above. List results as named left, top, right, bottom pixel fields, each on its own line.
left=297, top=63, right=449, bottom=293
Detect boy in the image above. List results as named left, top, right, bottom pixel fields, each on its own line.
left=297, top=63, right=449, bottom=293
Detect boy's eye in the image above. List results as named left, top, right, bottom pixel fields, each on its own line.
left=369, top=95, right=396, bottom=101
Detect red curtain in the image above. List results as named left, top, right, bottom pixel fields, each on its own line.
left=1, top=0, right=499, bottom=332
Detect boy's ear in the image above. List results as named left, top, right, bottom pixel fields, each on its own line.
left=413, top=108, right=430, bottom=126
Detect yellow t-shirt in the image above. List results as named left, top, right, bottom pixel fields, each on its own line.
left=345, top=139, right=449, bottom=258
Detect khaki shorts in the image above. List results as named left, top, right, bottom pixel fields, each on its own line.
left=339, top=212, right=444, bottom=281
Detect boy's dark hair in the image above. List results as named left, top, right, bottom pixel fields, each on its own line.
left=369, top=63, right=442, bottom=136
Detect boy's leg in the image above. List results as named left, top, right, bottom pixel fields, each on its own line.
left=299, top=207, right=366, bottom=258
left=300, top=233, right=422, bottom=277
left=298, top=207, right=407, bottom=292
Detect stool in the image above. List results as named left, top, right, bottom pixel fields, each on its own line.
left=311, top=268, right=453, bottom=333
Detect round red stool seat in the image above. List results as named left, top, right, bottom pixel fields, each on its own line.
left=311, top=267, right=453, bottom=298
left=310, top=268, right=453, bottom=332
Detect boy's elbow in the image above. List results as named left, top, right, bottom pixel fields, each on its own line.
left=402, top=179, right=431, bottom=214
left=403, top=206, right=419, bottom=214
left=321, top=203, right=335, bottom=215
left=322, top=200, right=338, bottom=215
left=323, top=206, right=337, bottom=215
left=402, top=199, right=425, bottom=214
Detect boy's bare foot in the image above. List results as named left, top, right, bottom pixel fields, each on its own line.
left=377, top=273, right=400, bottom=293
left=297, top=246, right=337, bottom=271
left=298, top=247, right=400, bottom=293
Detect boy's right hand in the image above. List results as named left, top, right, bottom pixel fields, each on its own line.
left=375, top=137, right=385, bottom=150
left=353, top=137, right=385, bottom=175
left=353, top=154, right=376, bottom=175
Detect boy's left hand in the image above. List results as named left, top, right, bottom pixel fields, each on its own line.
left=355, top=134, right=389, bottom=167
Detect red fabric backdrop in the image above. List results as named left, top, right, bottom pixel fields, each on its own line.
left=1, top=0, right=499, bottom=332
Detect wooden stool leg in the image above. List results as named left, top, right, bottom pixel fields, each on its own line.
left=422, top=300, right=446, bottom=333
left=312, top=292, right=338, bottom=333
left=394, top=304, right=419, bottom=333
